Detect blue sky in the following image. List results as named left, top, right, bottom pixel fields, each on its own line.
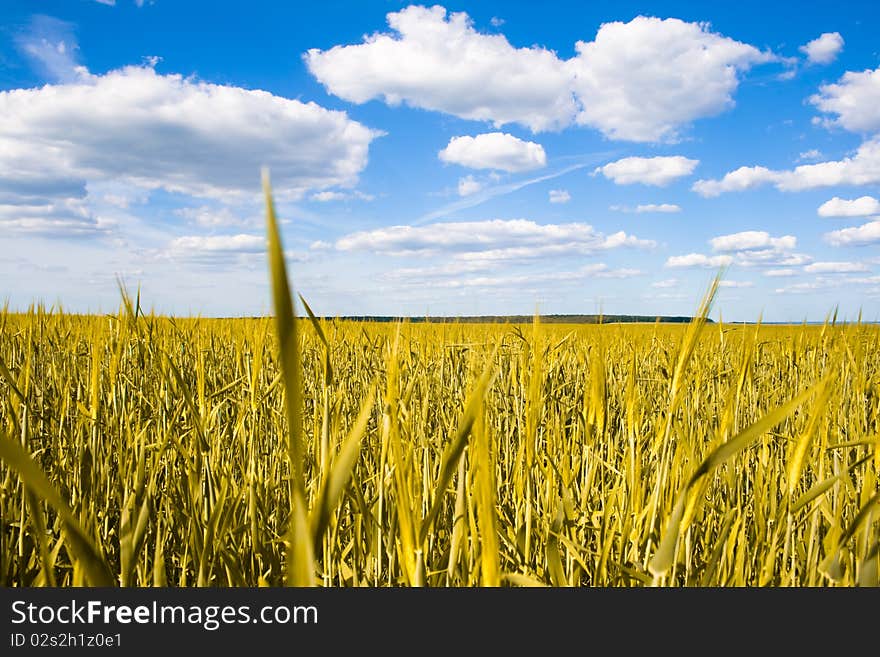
left=1, top=0, right=879, bottom=320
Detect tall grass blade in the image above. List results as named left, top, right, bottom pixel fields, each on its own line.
left=263, top=169, right=314, bottom=586
left=0, top=431, right=114, bottom=586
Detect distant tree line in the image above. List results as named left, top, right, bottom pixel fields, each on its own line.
left=327, top=314, right=707, bottom=324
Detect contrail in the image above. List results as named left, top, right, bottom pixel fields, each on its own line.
left=413, top=150, right=620, bottom=226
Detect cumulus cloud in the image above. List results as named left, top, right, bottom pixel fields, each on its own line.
left=548, top=189, right=571, bottom=203
left=692, top=137, right=880, bottom=196
left=0, top=64, right=379, bottom=230
left=667, top=230, right=808, bottom=268
left=635, top=203, right=681, bottom=213
left=692, top=166, right=777, bottom=196
left=335, top=218, right=654, bottom=262
left=175, top=206, right=247, bottom=227
left=804, top=261, right=869, bottom=273
left=817, top=195, right=880, bottom=217
left=169, top=234, right=264, bottom=254
left=305, top=5, right=575, bottom=132
left=595, top=156, right=698, bottom=186
left=458, top=175, right=484, bottom=196
left=719, top=280, right=754, bottom=288
left=764, top=269, right=796, bottom=277
left=799, top=32, right=844, bottom=65
left=665, top=253, right=733, bottom=269
left=438, top=133, right=547, bottom=172
left=736, top=250, right=812, bottom=267
left=703, top=231, right=811, bottom=268
left=810, top=67, right=880, bottom=134
left=566, top=16, right=773, bottom=142
left=305, top=7, right=773, bottom=141
left=709, top=231, right=796, bottom=252
left=824, top=221, right=880, bottom=246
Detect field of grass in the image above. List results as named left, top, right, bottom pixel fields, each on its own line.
left=1, top=181, right=878, bottom=587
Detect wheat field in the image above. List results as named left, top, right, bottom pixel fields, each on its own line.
left=1, top=181, right=878, bottom=587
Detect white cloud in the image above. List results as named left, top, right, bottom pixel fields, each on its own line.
left=693, top=137, right=880, bottom=196
left=649, top=291, right=689, bottom=301
left=164, top=234, right=309, bottom=266
left=549, top=189, right=571, bottom=204
left=310, top=191, right=348, bottom=202
left=490, top=17, right=505, bottom=27
left=415, top=160, right=597, bottom=225
left=386, top=263, right=640, bottom=288
left=692, top=166, right=777, bottom=196
left=567, top=16, right=773, bottom=142
left=458, top=175, right=484, bottom=196
left=665, top=253, right=733, bottom=268
left=14, top=16, right=81, bottom=82
left=651, top=278, right=679, bottom=288
left=709, top=231, right=796, bottom=252
left=305, top=5, right=575, bottom=133
left=439, top=133, right=546, bottom=172
left=777, top=64, right=798, bottom=82
left=799, top=32, right=844, bottom=65
left=382, top=261, right=494, bottom=281
left=445, top=237, right=652, bottom=266
left=810, top=67, right=880, bottom=133
left=635, top=203, right=681, bottom=213
left=797, top=149, right=823, bottom=162
left=610, top=203, right=682, bottom=213
left=824, top=221, right=880, bottom=246
left=310, top=190, right=375, bottom=202
left=335, top=218, right=654, bottom=260
left=703, top=232, right=810, bottom=269
left=846, top=275, right=880, bottom=285
left=169, top=234, right=264, bottom=254
left=175, top=206, right=247, bottom=227
left=773, top=275, right=870, bottom=295
left=0, top=65, right=379, bottom=223
left=595, top=156, right=698, bottom=186
left=719, top=280, right=754, bottom=288
left=306, top=7, right=772, bottom=141
left=817, top=195, right=880, bottom=217
left=775, top=145, right=880, bottom=189
left=665, top=244, right=806, bottom=270
left=600, top=231, right=655, bottom=249
left=101, top=194, right=138, bottom=209
left=774, top=282, right=827, bottom=294
left=0, top=198, right=106, bottom=236
left=764, top=269, right=796, bottom=277
left=804, top=261, right=869, bottom=273
left=736, top=250, right=812, bottom=267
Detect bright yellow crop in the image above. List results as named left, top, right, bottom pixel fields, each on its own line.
left=0, top=181, right=877, bottom=587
